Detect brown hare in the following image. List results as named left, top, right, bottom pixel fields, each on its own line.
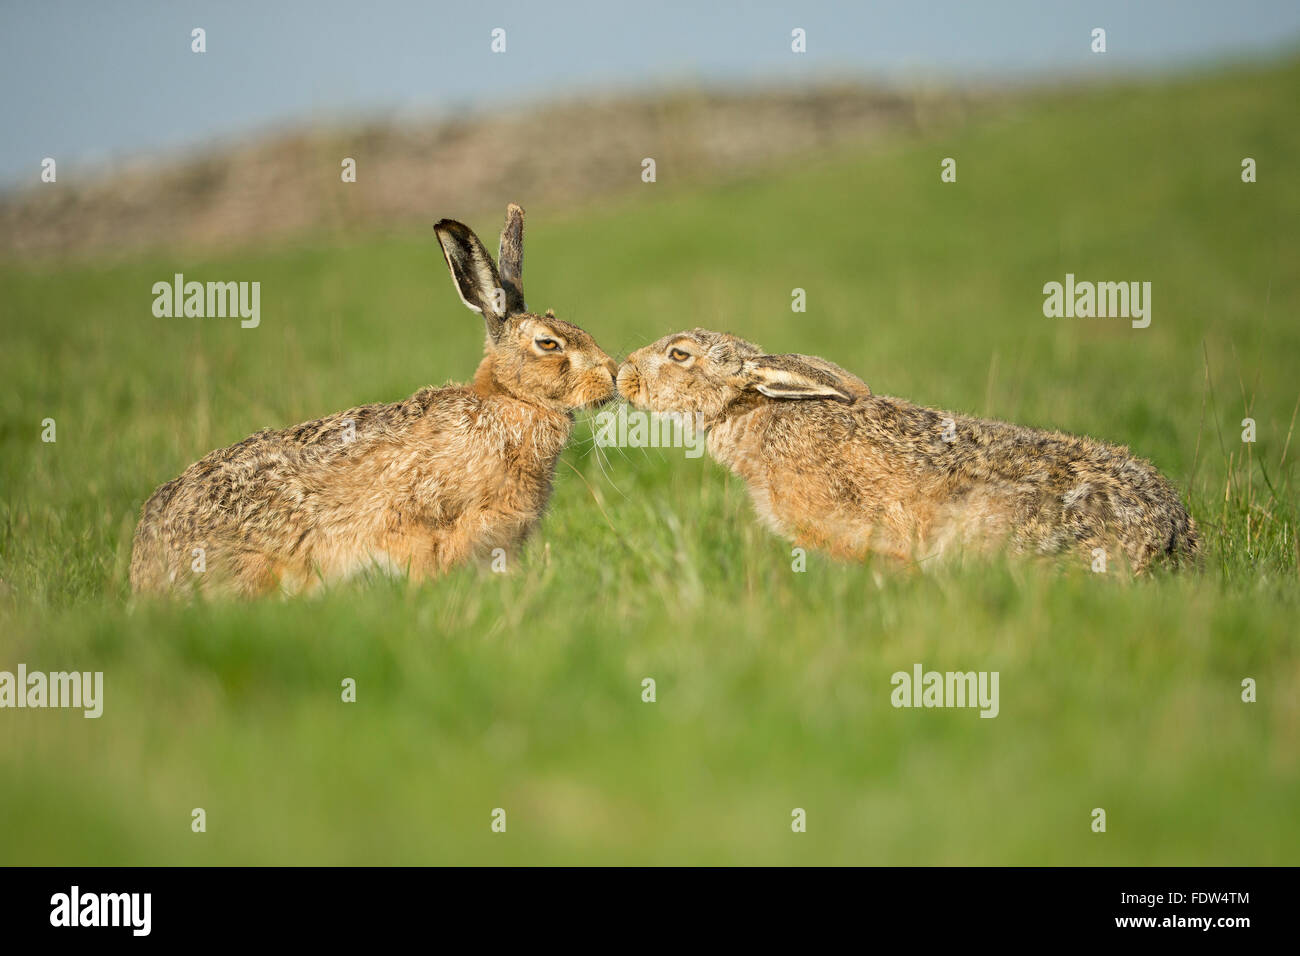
left=618, top=329, right=1198, bottom=572
left=131, top=204, right=617, bottom=597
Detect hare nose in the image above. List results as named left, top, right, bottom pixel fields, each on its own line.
left=616, top=363, right=639, bottom=400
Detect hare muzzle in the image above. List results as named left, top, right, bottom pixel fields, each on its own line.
left=574, top=356, right=618, bottom=408
left=616, top=361, right=645, bottom=407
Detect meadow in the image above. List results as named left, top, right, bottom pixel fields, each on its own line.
left=1, top=60, right=1297, bottom=864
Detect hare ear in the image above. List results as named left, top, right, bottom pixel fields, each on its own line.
left=434, top=219, right=507, bottom=340
left=739, top=354, right=856, bottom=403
left=497, top=203, right=527, bottom=316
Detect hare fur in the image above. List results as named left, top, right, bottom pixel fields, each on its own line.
left=130, top=204, right=617, bottom=597
left=618, top=329, right=1198, bottom=572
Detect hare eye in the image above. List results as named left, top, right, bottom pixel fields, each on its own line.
left=535, top=337, right=561, bottom=352
left=668, top=347, right=691, bottom=362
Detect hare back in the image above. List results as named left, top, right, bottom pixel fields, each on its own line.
left=711, top=394, right=1198, bottom=571
left=129, top=385, right=572, bottom=596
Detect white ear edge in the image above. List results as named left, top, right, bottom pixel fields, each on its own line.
left=436, top=231, right=495, bottom=318
left=749, top=374, right=854, bottom=403
left=753, top=383, right=839, bottom=399
left=450, top=283, right=485, bottom=315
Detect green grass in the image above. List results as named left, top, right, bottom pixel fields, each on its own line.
left=2, top=60, right=1299, bottom=864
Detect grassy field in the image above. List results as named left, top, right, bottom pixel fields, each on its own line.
left=1, top=60, right=1298, bottom=865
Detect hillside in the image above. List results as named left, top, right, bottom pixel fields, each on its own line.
left=0, top=85, right=986, bottom=261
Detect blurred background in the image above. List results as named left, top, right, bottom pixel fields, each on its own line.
left=3, top=0, right=1300, bottom=259
left=2, top=2, right=1298, bottom=865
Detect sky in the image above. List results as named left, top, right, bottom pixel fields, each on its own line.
left=2, top=0, right=1299, bottom=187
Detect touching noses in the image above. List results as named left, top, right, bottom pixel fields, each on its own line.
left=591, top=353, right=618, bottom=402
left=615, top=358, right=639, bottom=403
